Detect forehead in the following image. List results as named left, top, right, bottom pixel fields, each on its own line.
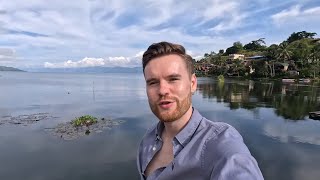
left=144, top=54, right=188, bottom=77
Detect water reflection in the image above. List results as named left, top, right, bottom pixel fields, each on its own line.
left=2, top=72, right=320, bottom=180
left=197, top=79, right=320, bottom=120
left=195, top=79, right=320, bottom=180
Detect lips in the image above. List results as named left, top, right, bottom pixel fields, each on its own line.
left=158, top=100, right=174, bottom=109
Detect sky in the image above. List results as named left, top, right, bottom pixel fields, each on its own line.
left=0, top=0, right=320, bottom=69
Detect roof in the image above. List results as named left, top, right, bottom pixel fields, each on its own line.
left=246, top=55, right=265, bottom=59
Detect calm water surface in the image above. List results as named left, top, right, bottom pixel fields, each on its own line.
left=0, top=72, right=320, bottom=180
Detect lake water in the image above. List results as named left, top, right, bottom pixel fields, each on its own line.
left=1, top=72, right=320, bottom=180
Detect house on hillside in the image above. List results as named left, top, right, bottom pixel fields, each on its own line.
left=195, top=63, right=214, bottom=75
left=243, top=55, right=267, bottom=66
left=229, top=54, right=245, bottom=60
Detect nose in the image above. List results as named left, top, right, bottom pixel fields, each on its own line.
left=158, top=80, right=170, bottom=96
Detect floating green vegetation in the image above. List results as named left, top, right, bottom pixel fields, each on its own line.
left=218, top=75, right=225, bottom=82
left=71, top=115, right=98, bottom=127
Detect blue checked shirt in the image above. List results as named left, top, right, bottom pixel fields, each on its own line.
left=137, top=108, right=264, bottom=180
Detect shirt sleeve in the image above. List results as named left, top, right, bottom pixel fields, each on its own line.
left=205, top=125, right=264, bottom=180
left=210, top=153, right=264, bottom=180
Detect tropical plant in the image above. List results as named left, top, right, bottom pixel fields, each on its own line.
left=277, top=41, right=292, bottom=62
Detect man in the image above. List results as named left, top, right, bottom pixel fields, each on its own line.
left=137, top=41, right=263, bottom=180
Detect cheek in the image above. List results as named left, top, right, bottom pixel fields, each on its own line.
left=175, top=83, right=190, bottom=94
left=146, top=88, right=156, bottom=100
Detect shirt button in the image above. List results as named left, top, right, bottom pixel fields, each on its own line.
left=152, top=146, right=156, bottom=151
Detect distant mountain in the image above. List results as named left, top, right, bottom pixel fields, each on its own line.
left=25, top=66, right=143, bottom=73
left=0, top=66, right=24, bottom=72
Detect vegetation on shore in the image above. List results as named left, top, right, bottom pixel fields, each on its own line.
left=196, top=31, right=320, bottom=79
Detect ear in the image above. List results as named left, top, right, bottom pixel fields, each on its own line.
left=190, top=73, right=197, bottom=94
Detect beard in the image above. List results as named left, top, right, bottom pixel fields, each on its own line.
left=148, top=92, right=192, bottom=122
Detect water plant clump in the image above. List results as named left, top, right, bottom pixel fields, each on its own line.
left=218, top=75, right=225, bottom=82
left=71, top=115, right=98, bottom=127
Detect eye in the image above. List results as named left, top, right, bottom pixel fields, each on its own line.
left=147, top=81, right=158, bottom=86
left=169, top=77, right=179, bottom=82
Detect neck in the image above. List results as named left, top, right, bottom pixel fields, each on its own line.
left=163, top=106, right=193, bottom=139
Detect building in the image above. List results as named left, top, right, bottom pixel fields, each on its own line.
left=228, top=54, right=245, bottom=60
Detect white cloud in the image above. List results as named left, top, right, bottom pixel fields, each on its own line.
left=263, top=121, right=320, bottom=146
left=271, top=5, right=320, bottom=25
left=44, top=54, right=141, bottom=68
left=134, top=51, right=144, bottom=59
left=271, top=5, right=301, bottom=23
left=44, top=58, right=105, bottom=68
left=203, top=0, right=238, bottom=20
left=210, top=14, right=247, bottom=32
left=0, top=0, right=319, bottom=68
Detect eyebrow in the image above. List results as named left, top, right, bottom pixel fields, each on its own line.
left=146, top=73, right=182, bottom=84
left=146, top=73, right=183, bottom=82
left=167, top=73, right=182, bottom=79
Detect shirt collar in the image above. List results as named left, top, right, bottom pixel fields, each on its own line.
left=155, top=121, right=164, bottom=141
left=175, top=108, right=203, bottom=147
left=155, top=108, right=203, bottom=146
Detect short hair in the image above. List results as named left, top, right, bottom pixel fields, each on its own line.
left=142, top=41, right=195, bottom=76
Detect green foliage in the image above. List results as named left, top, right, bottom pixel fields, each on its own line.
left=197, top=31, right=320, bottom=79
left=277, top=41, right=292, bottom=62
left=244, top=38, right=266, bottom=51
left=265, top=44, right=278, bottom=60
left=225, top=41, right=243, bottom=55
left=288, top=39, right=314, bottom=67
left=217, top=75, right=225, bottom=82
left=287, top=31, right=317, bottom=43
left=71, top=115, right=98, bottom=127
left=198, top=81, right=320, bottom=120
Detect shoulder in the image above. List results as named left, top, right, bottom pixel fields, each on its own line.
left=202, top=119, right=263, bottom=180
left=201, top=119, right=250, bottom=157
left=200, top=119, right=264, bottom=179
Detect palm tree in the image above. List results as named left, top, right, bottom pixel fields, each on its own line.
left=309, top=44, right=320, bottom=78
left=277, top=42, right=292, bottom=62
left=310, top=43, right=320, bottom=63
left=255, top=38, right=266, bottom=45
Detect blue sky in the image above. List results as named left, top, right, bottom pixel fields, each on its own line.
left=0, top=0, right=319, bottom=68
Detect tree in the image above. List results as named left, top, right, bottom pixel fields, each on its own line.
left=277, top=41, right=292, bottom=62
left=264, top=44, right=278, bottom=77
left=204, top=51, right=215, bottom=58
left=219, top=49, right=224, bottom=54
left=309, top=43, right=320, bottom=77
left=287, top=31, right=317, bottom=43
left=244, top=38, right=266, bottom=51
left=265, top=44, right=278, bottom=60
left=202, top=51, right=216, bottom=64
left=288, top=39, right=313, bottom=68
left=251, top=60, right=269, bottom=77
left=235, top=59, right=246, bottom=76
left=309, top=42, right=320, bottom=63
left=225, top=41, right=243, bottom=55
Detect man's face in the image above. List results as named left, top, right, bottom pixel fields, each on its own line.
left=144, top=54, right=197, bottom=122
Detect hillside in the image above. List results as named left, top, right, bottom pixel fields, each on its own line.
left=0, top=66, right=24, bottom=71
